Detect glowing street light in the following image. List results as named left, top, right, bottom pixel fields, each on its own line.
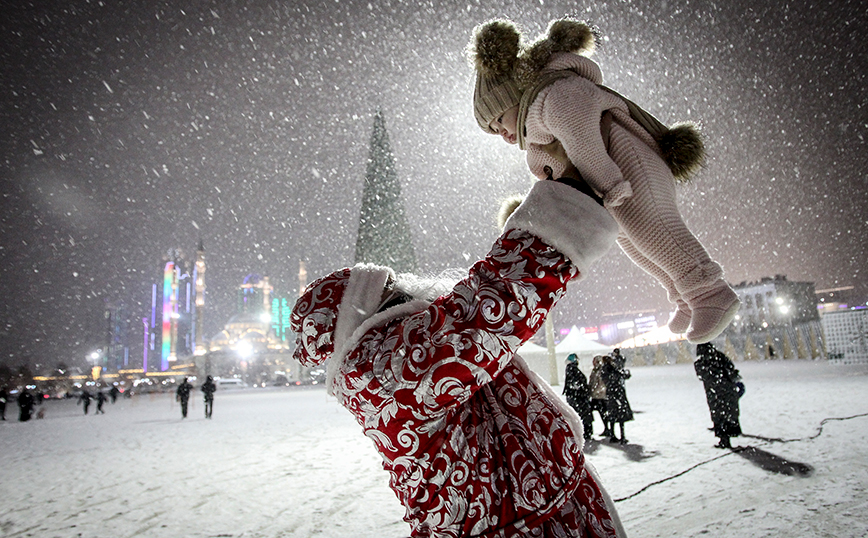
left=236, top=340, right=254, bottom=359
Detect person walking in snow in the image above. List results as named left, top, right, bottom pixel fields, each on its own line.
left=176, top=377, right=193, bottom=419
left=95, top=390, right=108, bottom=414
left=109, top=385, right=120, bottom=403
left=17, top=389, right=35, bottom=422
left=290, top=176, right=626, bottom=536
left=78, top=390, right=92, bottom=415
left=601, top=351, right=633, bottom=444
left=469, top=17, right=740, bottom=344
left=694, top=342, right=742, bottom=449
left=201, top=376, right=216, bottom=419
left=563, top=353, right=594, bottom=440
left=589, top=355, right=611, bottom=437
left=0, top=387, right=8, bottom=420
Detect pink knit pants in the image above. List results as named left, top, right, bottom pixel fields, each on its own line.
left=606, top=124, right=724, bottom=303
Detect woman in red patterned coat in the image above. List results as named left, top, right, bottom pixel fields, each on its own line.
left=290, top=177, right=627, bottom=537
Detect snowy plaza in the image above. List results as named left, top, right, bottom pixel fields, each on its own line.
left=1, top=358, right=866, bottom=538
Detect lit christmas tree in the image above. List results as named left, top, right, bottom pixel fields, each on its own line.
left=354, top=109, right=417, bottom=274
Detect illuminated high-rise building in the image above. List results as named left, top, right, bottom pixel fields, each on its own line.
left=145, top=248, right=199, bottom=372
left=103, top=299, right=130, bottom=370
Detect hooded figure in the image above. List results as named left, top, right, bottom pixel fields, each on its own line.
left=17, top=389, right=35, bottom=422
left=563, top=353, right=594, bottom=440
left=694, top=342, right=742, bottom=448
left=176, top=377, right=193, bottom=419
left=589, top=355, right=610, bottom=436
left=201, top=376, right=216, bottom=419
left=469, top=17, right=739, bottom=344
left=601, top=351, right=633, bottom=444
left=291, top=179, right=626, bottom=537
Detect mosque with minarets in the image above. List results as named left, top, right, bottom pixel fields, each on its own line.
left=197, top=272, right=297, bottom=384
left=138, top=240, right=303, bottom=385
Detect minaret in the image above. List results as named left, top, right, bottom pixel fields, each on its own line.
left=193, top=239, right=206, bottom=355
left=298, top=260, right=307, bottom=296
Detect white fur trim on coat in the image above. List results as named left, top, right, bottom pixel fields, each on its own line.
left=328, top=264, right=394, bottom=392
left=505, top=180, right=619, bottom=277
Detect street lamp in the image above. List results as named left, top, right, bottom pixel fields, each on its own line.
left=90, top=350, right=102, bottom=381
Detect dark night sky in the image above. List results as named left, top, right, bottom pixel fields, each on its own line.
left=1, top=0, right=866, bottom=370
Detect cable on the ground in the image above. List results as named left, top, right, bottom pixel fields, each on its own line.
left=613, top=412, right=868, bottom=503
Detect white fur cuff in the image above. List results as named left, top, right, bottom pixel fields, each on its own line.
left=333, top=264, right=394, bottom=354
left=504, top=180, right=619, bottom=277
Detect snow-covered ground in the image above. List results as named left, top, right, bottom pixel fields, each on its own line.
left=1, top=359, right=866, bottom=538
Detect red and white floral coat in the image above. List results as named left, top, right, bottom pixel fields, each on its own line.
left=295, top=181, right=624, bottom=537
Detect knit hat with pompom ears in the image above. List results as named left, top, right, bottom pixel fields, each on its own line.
left=468, top=19, right=524, bottom=133
left=469, top=18, right=598, bottom=133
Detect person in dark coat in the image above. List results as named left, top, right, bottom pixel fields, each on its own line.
left=602, top=350, right=633, bottom=444
left=201, top=376, right=216, bottom=419
left=0, top=387, right=8, bottom=420
left=176, top=377, right=193, bottom=418
left=95, top=391, right=108, bottom=414
left=694, top=342, right=742, bottom=449
left=109, top=385, right=120, bottom=403
left=563, top=354, right=593, bottom=440
left=17, top=389, right=35, bottom=422
left=78, top=390, right=92, bottom=415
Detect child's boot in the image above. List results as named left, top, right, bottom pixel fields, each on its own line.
left=667, top=299, right=692, bottom=334
left=684, top=281, right=740, bottom=343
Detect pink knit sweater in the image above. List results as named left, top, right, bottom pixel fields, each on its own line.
left=523, top=52, right=664, bottom=208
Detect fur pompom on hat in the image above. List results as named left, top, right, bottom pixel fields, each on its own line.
left=516, top=18, right=599, bottom=88
left=469, top=17, right=599, bottom=132
left=496, top=194, right=525, bottom=228
left=468, top=19, right=524, bottom=132
left=657, top=122, right=706, bottom=181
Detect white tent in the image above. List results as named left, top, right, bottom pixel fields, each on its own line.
left=517, top=326, right=612, bottom=385
left=556, top=325, right=613, bottom=359
left=615, top=324, right=685, bottom=348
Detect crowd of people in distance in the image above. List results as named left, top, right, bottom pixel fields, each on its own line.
left=562, top=343, right=743, bottom=449
left=563, top=348, right=634, bottom=444
left=0, top=375, right=220, bottom=422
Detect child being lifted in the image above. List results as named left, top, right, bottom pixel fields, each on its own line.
left=469, top=17, right=740, bottom=343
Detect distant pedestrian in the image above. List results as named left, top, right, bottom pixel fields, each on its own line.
left=602, top=350, right=633, bottom=444
left=563, top=354, right=593, bottom=440
left=695, top=342, right=742, bottom=449
left=96, top=391, right=108, bottom=414
left=589, top=355, right=610, bottom=436
left=78, top=390, right=92, bottom=415
left=0, top=387, right=8, bottom=420
left=109, top=385, right=120, bottom=403
left=17, top=389, right=35, bottom=422
left=201, top=376, right=216, bottom=419
left=176, top=377, right=193, bottom=418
